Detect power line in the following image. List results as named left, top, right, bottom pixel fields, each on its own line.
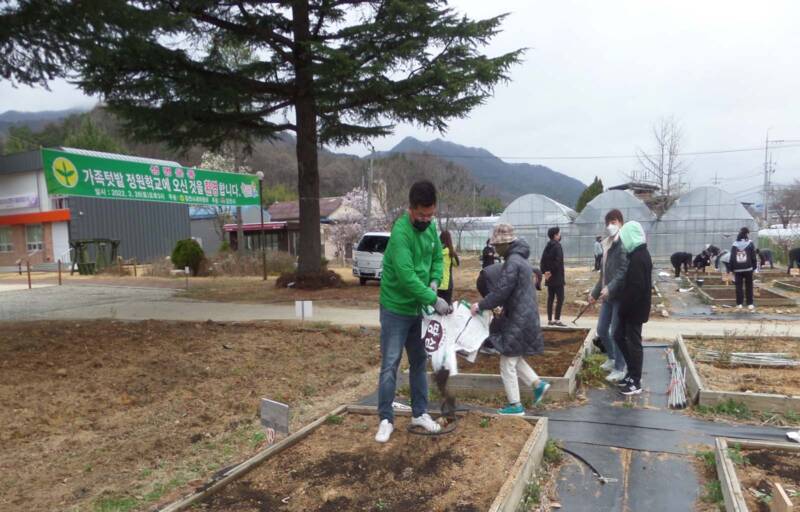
left=392, top=142, right=800, bottom=162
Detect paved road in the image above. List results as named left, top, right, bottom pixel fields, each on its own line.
left=3, top=284, right=800, bottom=339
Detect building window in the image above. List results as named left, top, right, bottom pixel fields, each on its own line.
left=26, top=224, right=44, bottom=252
left=0, top=227, right=12, bottom=253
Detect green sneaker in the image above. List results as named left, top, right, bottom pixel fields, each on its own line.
left=497, top=403, right=525, bottom=416
left=533, top=380, right=551, bottom=405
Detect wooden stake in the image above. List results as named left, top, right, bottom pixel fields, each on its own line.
left=26, top=260, right=31, bottom=289
left=769, top=481, right=792, bottom=512
left=58, top=259, right=62, bottom=286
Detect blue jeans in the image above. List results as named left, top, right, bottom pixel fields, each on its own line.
left=378, top=306, right=429, bottom=423
left=596, top=299, right=626, bottom=371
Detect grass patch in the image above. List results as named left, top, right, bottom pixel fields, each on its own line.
left=695, top=399, right=752, bottom=420
left=695, top=449, right=725, bottom=508
left=250, top=430, right=266, bottom=447
left=579, top=354, right=608, bottom=388
left=325, top=414, right=344, bottom=425
left=727, top=442, right=749, bottom=466
left=517, top=481, right=541, bottom=511
left=479, top=416, right=491, bottom=428
left=93, top=496, right=138, bottom=512
left=543, top=440, right=563, bottom=464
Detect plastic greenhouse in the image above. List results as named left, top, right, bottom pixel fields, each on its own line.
left=498, top=194, right=577, bottom=259
left=494, top=186, right=758, bottom=263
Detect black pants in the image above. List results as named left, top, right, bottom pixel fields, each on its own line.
left=614, top=314, right=643, bottom=386
left=734, top=271, right=753, bottom=306
left=546, top=285, right=564, bottom=322
left=672, top=263, right=687, bottom=277
left=438, top=287, right=453, bottom=305
left=594, top=254, right=602, bottom=271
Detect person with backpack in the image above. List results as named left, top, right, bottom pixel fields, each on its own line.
left=438, top=230, right=460, bottom=305
left=540, top=226, right=566, bottom=326
left=613, top=221, right=652, bottom=396
left=728, top=227, right=758, bottom=311
left=471, top=223, right=549, bottom=415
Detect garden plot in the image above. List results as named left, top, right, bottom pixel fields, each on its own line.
left=160, top=405, right=548, bottom=512
left=0, top=320, right=381, bottom=512
left=715, top=438, right=800, bottom=512
left=674, top=334, right=800, bottom=414
left=401, top=327, right=593, bottom=401
left=695, top=285, right=797, bottom=307
left=774, top=278, right=800, bottom=294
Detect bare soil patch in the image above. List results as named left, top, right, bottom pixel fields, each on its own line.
left=458, top=329, right=588, bottom=377
left=736, top=448, right=800, bottom=512
left=197, top=411, right=534, bottom=512
left=702, top=287, right=789, bottom=301
left=685, top=337, right=800, bottom=396
left=0, top=320, right=380, bottom=512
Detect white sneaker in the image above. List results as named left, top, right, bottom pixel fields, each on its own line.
left=787, top=431, right=800, bottom=443
left=375, top=419, right=394, bottom=443
left=600, top=359, right=615, bottom=371
left=606, top=370, right=626, bottom=382
left=410, top=413, right=441, bottom=433
left=748, top=304, right=755, bottom=311
left=737, top=304, right=743, bottom=310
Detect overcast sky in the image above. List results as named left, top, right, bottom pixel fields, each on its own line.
left=2, top=0, right=799, bottom=203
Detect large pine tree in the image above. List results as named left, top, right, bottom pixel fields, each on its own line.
left=1, top=1, right=523, bottom=275
left=575, top=176, right=604, bottom=212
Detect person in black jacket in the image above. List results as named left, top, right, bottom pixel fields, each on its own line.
left=481, top=239, right=497, bottom=268
left=693, top=251, right=711, bottom=274
left=789, top=247, right=800, bottom=275
left=540, top=226, right=566, bottom=326
left=728, top=227, right=758, bottom=310
left=614, top=221, right=652, bottom=395
left=755, top=249, right=774, bottom=270
left=670, top=251, right=692, bottom=277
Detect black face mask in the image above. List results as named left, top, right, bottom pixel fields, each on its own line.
left=412, top=219, right=431, bottom=232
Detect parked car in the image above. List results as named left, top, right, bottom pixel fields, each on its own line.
left=352, top=232, right=390, bottom=285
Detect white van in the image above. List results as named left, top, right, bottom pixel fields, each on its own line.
left=352, top=232, right=391, bottom=285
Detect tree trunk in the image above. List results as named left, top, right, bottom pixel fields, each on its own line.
left=292, top=0, right=322, bottom=275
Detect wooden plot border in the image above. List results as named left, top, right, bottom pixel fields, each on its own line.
left=773, top=280, right=800, bottom=294
left=157, top=405, right=548, bottom=512
left=694, top=284, right=797, bottom=307
left=715, top=437, right=799, bottom=512
left=674, top=334, right=800, bottom=414
left=400, top=327, right=594, bottom=401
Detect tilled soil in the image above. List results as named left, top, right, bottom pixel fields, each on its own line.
left=459, top=328, right=588, bottom=376
left=0, top=320, right=381, bottom=512
left=198, top=412, right=535, bottom=512
left=686, top=337, right=800, bottom=396
left=702, top=287, right=790, bottom=301
left=736, top=448, right=800, bottom=512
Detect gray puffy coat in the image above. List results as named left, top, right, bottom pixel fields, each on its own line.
left=478, top=239, right=544, bottom=357
left=591, top=235, right=628, bottom=301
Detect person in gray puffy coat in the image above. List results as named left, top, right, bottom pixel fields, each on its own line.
left=471, top=223, right=548, bottom=415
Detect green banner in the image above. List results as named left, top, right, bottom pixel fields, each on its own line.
left=42, top=148, right=260, bottom=206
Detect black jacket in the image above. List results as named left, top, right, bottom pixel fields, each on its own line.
left=478, top=239, right=544, bottom=357
left=481, top=245, right=497, bottom=268
left=670, top=252, right=692, bottom=267
left=619, top=244, right=653, bottom=324
left=539, top=239, right=565, bottom=287
left=729, top=239, right=757, bottom=273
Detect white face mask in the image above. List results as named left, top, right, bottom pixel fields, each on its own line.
left=606, top=224, right=619, bottom=237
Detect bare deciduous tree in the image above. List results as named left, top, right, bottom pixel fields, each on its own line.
left=631, top=117, right=688, bottom=211
left=771, top=180, right=800, bottom=228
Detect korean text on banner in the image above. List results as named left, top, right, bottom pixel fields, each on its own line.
left=42, top=148, right=260, bottom=207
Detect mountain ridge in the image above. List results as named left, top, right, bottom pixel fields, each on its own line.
left=384, top=136, right=585, bottom=207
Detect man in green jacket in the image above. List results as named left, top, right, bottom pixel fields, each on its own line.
left=375, top=180, right=452, bottom=443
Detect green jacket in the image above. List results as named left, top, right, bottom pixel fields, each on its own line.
left=379, top=213, right=444, bottom=316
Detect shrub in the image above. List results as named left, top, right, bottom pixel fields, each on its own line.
left=171, top=239, right=205, bottom=276
left=219, top=240, right=231, bottom=253
left=275, top=270, right=344, bottom=289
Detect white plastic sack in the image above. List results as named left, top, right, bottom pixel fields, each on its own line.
left=422, top=301, right=490, bottom=374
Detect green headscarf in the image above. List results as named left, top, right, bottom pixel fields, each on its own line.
left=619, top=221, right=646, bottom=253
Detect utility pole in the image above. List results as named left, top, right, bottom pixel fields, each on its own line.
left=763, top=130, right=770, bottom=228
left=711, top=171, right=720, bottom=186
